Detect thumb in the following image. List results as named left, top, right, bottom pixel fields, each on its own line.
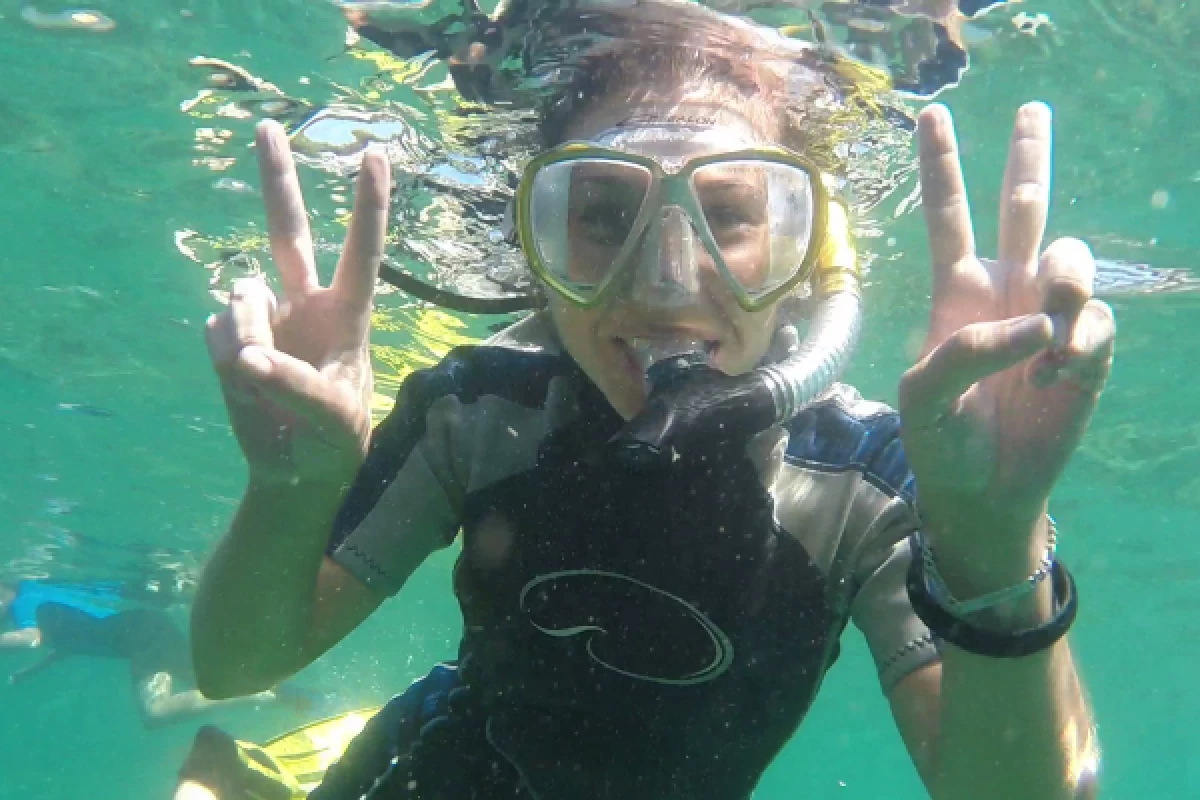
left=233, top=346, right=362, bottom=437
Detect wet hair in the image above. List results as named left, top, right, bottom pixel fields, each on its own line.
left=533, top=11, right=892, bottom=183
left=539, top=39, right=787, bottom=148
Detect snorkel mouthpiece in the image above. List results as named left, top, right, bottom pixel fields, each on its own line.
left=627, top=338, right=709, bottom=378
left=608, top=352, right=780, bottom=469
left=645, top=349, right=709, bottom=392
left=609, top=201, right=862, bottom=470
left=609, top=342, right=710, bottom=466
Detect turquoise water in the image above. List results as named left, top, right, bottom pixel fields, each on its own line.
left=1, top=1, right=1198, bottom=797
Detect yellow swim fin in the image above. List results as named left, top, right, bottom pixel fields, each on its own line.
left=178, top=708, right=383, bottom=800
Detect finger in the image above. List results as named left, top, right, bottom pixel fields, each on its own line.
left=257, top=120, right=318, bottom=297
left=1038, top=237, right=1096, bottom=350
left=900, top=314, right=1053, bottom=427
left=1030, top=299, right=1115, bottom=391
left=226, top=346, right=360, bottom=436
left=1061, top=300, right=1116, bottom=391
left=205, top=298, right=269, bottom=406
left=997, top=103, right=1052, bottom=274
left=917, top=104, right=976, bottom=280
left=204, top=310, right=239, bottom=370
left=228, top=277, right=277, bottom=351
left=332, top=147, right=391, bottom=307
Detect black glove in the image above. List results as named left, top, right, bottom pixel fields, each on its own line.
left=607, top=360, right=779, bottom=469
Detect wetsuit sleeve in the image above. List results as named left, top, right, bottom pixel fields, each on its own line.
left=848, top=499, right=940, bottom=694
left=325, top=361, right=473, bottom=596
left=779, top=387, right=940, bottom=694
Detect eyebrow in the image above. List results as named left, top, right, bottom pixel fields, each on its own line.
left=693, top=175, right=767, bottom=197
left=570, top=163, right=648, bottom=182
left=569, top=174, right=650, bottom=200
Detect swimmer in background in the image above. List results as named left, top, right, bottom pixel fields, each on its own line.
left=0, top=578, right=302, bottom=727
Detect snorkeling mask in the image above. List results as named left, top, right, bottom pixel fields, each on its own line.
left=515, top=120, right=862, bottom=466
left=517, top=122, right=828, bottom=313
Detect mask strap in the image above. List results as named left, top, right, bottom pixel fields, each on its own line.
left=502, top=197, right=518, bottom=245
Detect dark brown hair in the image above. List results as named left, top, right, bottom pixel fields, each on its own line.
left=539, top=38, right=787, bottom=148
left=533, top=8, right=886, bottom=178
left=540, top=12, right=792, bottom=146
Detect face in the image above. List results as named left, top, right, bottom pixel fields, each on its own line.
left=545, top=98, right=784, bottom=419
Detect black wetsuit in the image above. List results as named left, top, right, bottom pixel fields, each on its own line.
left=317, top=316, right=935, bottom=800
left=25, top=605, right=192, bottom=688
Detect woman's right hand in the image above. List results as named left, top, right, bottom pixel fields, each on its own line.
left=205, top=121, right=391, bottom=488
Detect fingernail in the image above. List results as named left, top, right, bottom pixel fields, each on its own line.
left=239, top=346, right=272, bottom=377
left=363, top=144, right=390, bottom=170
left=921, top=103, right=949, bottom=124
left=1050, top=312, right=1069, bottom=351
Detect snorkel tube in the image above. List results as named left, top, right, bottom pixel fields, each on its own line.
left=609, top=201, right=860, bottom=467
left=758, top=201, right=861, bottom=421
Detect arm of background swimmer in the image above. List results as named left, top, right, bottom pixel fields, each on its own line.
left=138, top=670, right=278, bottom=726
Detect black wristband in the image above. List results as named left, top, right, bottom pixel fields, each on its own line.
left=906, top=542, right=1078, bottom=659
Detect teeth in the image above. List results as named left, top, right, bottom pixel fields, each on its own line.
left=627, top=338, right=708, bottom=373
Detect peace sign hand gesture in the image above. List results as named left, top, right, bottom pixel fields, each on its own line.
left=898, top=103, right=1116, bottom=581
left=205, top=121, right=391, bottom=488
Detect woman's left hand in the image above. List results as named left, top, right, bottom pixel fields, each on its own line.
left=897, top=102, right=1116, bottom=583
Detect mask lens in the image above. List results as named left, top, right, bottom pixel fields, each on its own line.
left=528, top=158, right=653, bottom=299
left=690, top=160, right=815, bottom=298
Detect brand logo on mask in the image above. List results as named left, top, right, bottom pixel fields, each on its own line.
left=518, top=569, right=734, bottom=685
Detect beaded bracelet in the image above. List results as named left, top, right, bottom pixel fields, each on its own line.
left=920, top=517, right=1059, bottom=616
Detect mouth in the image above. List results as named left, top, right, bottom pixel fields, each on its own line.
left=614, top=335, right=720, bottom=377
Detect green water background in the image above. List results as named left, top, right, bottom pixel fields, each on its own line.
left=1, top=1, right=1197, bottom=797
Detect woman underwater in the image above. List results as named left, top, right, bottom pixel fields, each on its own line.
left=189, top=2, right=1113, bottom=797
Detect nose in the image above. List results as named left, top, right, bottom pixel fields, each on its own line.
left=632, top=205, right=700, bottom=307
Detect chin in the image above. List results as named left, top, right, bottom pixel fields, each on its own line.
left=610, top=388, right=647, bottom=420
left=597, top=357, right=648, bottom=420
